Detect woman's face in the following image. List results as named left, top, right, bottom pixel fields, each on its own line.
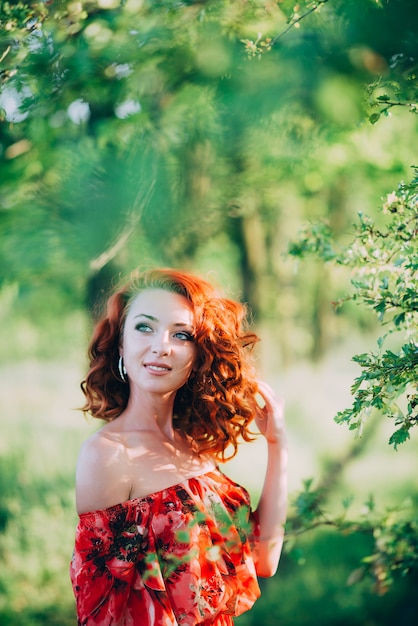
left=120, top=288, right=197, bottom=397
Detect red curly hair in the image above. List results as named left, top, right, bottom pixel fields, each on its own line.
left=81, top=268, right=260, bottom=460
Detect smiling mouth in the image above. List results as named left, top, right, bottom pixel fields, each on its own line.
left=144, top=364, right=172, bottom=372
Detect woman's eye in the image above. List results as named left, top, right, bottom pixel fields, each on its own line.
left=135, top=323, right=152, bottom=332
left=174, top=331, right=194, bottom=341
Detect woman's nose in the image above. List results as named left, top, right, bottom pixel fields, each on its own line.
left=152, top=332, right=171, bottom=356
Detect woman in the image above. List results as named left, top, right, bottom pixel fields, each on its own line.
left=71, top=268, right=287, bottom=626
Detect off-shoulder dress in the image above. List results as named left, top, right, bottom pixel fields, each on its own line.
left=70, top=467, right=261, bottom=625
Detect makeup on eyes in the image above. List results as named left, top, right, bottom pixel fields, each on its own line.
left=134, top=314, right=195, bottom=340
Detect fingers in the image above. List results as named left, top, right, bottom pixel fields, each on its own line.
left=254, top=381, right=286, bottom=442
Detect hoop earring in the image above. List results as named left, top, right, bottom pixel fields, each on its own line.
left=118, top=356, right=128, bottom=383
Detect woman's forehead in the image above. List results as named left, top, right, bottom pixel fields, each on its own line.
left=126, top=288, right=195, bottom=322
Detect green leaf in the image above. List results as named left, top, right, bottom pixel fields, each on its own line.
left=393, top=313, right=405, bottom=327
left=388, top=427, right=411, bottom=450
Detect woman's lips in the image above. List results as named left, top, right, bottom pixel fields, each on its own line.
left=144, top=362, right=172, bottom=373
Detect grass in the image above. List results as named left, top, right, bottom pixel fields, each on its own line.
left=0, top=359, right=92, bottom=625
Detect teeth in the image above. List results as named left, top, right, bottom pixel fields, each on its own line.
left=147, top=365, right=169, bottom=371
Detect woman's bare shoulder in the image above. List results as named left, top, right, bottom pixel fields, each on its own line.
left=78, top=426, right=128, bottom=461
left=75, top=427, right=132, bottom=515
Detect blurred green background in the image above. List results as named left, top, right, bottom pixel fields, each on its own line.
left=1, top=1, right=417, bottom=624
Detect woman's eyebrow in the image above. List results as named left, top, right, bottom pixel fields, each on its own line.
left=134, top=313, right=158, bottom=321
left=133, top=313, right=193, bottom=328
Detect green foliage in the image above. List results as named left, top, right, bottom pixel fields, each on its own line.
left=288, top=170, right=418, bottom=595
left=290, top=172, right=418, bottom=447
left=0, top=1, right=48, bottom=87
left=285, top=480, right=418, bottom=594
left=237, top=530, right=418, bottom=626
left=1, top=0, right=417, bottom=338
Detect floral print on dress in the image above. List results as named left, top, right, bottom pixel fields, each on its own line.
left=70, top=468, right=260, bottom=626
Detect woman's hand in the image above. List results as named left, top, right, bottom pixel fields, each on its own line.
left=254, top=381, right=286, bottom=447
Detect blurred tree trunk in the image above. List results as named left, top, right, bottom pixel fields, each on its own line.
left=234, top=210, right=268, bottom=319
left=310, top=175, right=350, bottom=360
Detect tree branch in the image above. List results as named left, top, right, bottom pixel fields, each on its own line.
left=271, top=0, right=331, bottom=46
left=89, top=179, right=155, bottom=272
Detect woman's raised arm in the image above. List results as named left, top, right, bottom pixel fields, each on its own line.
left=253, top=381, right=288, bottom=577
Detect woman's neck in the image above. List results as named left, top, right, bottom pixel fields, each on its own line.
left=119, top=387, right=177, bottom=441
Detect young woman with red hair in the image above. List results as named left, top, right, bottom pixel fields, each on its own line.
left=70, top=268, right=287, bottom=626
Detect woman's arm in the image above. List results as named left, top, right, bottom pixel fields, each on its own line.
left=253, top=381, right=288, bottom=577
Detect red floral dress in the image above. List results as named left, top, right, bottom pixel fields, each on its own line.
left=70, top=468, right=261, bottom=625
